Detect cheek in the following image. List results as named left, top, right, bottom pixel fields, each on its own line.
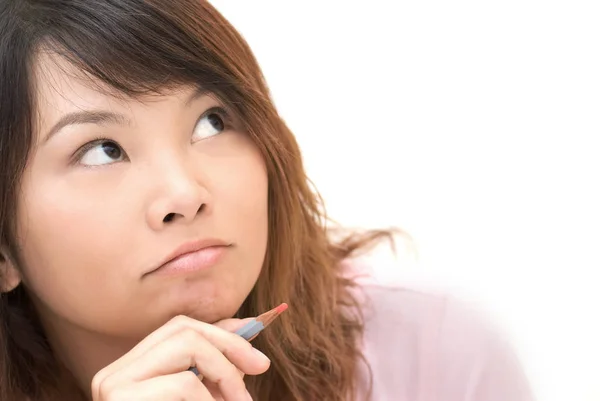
left=212, top=137, right=269, bottom=269
left=15, top=172, right=139, bottom=316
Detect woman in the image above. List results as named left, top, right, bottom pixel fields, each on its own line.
left=0, top=1, right=533, bottom=400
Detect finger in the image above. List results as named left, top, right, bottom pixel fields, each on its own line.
left=191, top=366, right=244, bottom=388
left=113, top=328, right=263, bottom=400
left=96, top=371, right=216, bottom=401
left=159, top=324, right=270, bottom=375
left=202, top=368, right=244, bottom=399
left=205, top=380, right=226, bottom=401
left=93, top=316, right=253, bottom=387
left=126, top=316, right=252, bottom=365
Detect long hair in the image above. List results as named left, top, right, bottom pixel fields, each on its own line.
left=0, top=1, right=395, bottom=400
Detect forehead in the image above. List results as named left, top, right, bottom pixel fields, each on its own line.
left=32, top=52, right=196, bottom=129
left=34, top=52, right=125, bottom=115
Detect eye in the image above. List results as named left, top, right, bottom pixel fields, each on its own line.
left=192, top=108, right=229, bottom=142
left=78, top=140, right=126, bottom=166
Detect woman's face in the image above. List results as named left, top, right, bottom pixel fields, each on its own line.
left=7, top=54, right=269, bottom=339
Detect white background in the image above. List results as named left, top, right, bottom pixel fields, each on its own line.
left=212, top=2, right=599, bottom=400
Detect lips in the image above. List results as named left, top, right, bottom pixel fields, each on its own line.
left=146, top=238, right=231, bottom=276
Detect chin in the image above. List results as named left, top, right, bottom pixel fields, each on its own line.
left=185, top=304, right=240, bottom=324
left=168, top=292, right=245, bottom=324
left=156, top=272, right=256, bottom=323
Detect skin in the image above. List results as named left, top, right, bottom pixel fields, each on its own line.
left=0, top=53, right=269, bottom=399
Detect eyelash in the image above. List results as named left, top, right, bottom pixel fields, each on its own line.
left=199, top=106, right=234, bottom=134
left=71, top=136, right=116, bottom=166
left=70, top=106, right=235, bottom=165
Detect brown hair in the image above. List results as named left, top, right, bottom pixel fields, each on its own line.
left=0, top=1, right=396, bottom=400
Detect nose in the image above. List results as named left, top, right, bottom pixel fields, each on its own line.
left=146, top=159, right=210, bottom=231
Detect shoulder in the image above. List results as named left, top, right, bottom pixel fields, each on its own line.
left=345, top=259, right=535, bottom=401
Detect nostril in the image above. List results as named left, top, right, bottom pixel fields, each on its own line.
left=162, top=204, right=204, bottom=223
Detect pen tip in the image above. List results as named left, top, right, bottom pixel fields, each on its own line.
left=275, top=303, right=288, bottom=314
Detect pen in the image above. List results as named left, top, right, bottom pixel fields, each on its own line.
left=188, top=303, right=288, bottom=376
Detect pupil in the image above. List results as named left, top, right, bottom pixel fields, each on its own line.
left=102, top=142, right=121, bottom=159
left=208, top=113, right=224, bottom=131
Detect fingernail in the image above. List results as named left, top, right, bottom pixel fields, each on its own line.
left=252, top=347, right=270, bottom=363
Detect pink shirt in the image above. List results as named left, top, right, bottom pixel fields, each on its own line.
left=350, top=265, right=534, bottom=401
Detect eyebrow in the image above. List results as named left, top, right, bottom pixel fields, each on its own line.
left=42, top=87, right=211, bottom=144
left=42, top=111, right=130, bottom=144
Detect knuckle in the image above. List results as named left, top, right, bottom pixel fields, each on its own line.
left=91, top=374, right=115, bottom=400
left=90, top=372, right=103, bottom=393
left=179, top=326, right=204, bottom=345
left=218, top=362, right=241, bottom=385
left=180, top=371, right=203, bottom=392
left=169, top=314, right=192, bottom=327
left=91, top=371, right=106, bottom=394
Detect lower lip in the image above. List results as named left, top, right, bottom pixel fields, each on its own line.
left=152, top=246, right=228, bottom=277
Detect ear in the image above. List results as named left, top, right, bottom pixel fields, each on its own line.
left=0, top=250, right=22, bottom=293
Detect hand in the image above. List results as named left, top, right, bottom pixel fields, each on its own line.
left=90, top=315, right=270, bottom=401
